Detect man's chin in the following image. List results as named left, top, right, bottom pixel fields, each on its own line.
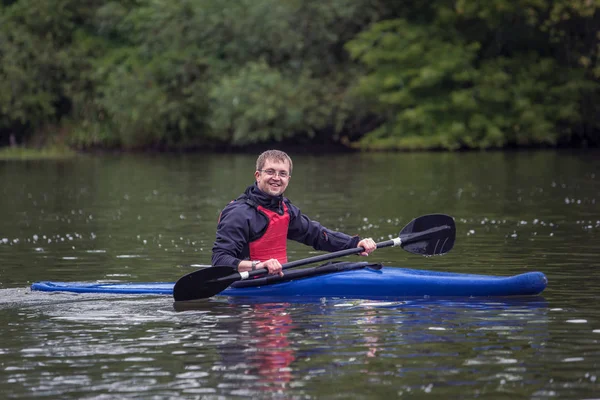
left=257, top=184, right=284, bottom=196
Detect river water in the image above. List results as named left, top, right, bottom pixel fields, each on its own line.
left=1, top=150, right=599, bottom=398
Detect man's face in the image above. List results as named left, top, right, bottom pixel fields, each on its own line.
left=255, top=158, right=291, bottom=196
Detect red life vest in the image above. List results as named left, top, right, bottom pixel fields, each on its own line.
left=249, top=203, right=289, bottom=264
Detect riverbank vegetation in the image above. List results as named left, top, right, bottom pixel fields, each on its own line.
left=1, top=0, right=598, bottom=151
left=0, top=145, right=76, bottom=160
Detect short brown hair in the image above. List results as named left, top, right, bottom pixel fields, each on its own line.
left=256, top=150, right=293, bottom=175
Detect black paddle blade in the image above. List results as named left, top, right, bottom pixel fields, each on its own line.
left=399, top=214, right=455, bottom=256
left=173, top=266, right=238, bottom=301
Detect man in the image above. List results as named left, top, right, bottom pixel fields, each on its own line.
left=212, top=150, right=377, bottom=276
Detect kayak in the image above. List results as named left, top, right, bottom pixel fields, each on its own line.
left=30, top=263, right=547, bottom=299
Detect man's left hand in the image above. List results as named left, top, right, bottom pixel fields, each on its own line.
left=357, top=238, right=377, bottom=256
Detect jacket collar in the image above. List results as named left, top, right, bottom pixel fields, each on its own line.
left=244, top=183, right=284, bottom=211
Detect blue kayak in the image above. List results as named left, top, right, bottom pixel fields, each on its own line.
left=31, top=264, right=547, bottom=299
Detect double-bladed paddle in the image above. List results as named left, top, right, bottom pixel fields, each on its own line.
left=173, top=213, right=456, bottom=302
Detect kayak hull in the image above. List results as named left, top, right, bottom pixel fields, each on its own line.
left=30, top=267, right=547, bottom=299
left=224, top=267, right=546, bottom=298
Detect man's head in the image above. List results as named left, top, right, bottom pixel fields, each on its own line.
left=255, top=150, right=293, bottom=196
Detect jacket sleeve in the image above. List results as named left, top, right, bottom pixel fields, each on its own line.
left=286, top=202, right=361, bottom=252
left=211, top=204, right=252, bottom=268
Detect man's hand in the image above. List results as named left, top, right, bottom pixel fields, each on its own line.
left=357, top=238, right=377, bottom=256
left=258, top=259, right=284, bottom=277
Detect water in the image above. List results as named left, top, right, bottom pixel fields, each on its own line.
left=1, top=151, right=599, bottom=398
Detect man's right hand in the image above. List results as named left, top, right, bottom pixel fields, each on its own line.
left=258, top=259, right=284, bottom=277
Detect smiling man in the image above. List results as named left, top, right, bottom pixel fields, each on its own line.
left=212, top=150, right=376, bottom=275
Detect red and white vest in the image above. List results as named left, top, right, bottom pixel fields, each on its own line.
left=249, top=203, right=289, bottom=264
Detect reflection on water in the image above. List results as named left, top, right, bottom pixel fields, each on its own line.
left=248, top=304, right=296, bottom=392
left=2, top=295, right=558, bottom=398
left=208, top=303, right=297, bottom=394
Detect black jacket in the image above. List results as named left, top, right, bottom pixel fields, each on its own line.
left=211, top=183, right=361, bottom=268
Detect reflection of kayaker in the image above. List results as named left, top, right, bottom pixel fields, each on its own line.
left=249, top=304, right=295, bottom=391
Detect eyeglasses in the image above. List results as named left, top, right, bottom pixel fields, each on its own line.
left=258, top=169, right=290, bottom=178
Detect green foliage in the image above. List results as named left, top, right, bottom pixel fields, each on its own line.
left=208, top=61, right=335, bottom=145
left=0, top=0, right=598, bottom=150
left=66, top=1, right=215, bottom=149
left=84, top=0, right=377, bottom=148
left=93, top=50, right=212, bottom=149
left=346, top=1, right=599, bottom=150
left=0, top=0, right=109, bottom=145
left=0, top=20, right=61, bottom=131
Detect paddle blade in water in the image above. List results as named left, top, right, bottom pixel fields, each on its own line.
left=173, top=266, right=238, bottom=301
left=399, top=214, right=455, bottom=256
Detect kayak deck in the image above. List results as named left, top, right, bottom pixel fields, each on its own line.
left=31, top=267, right=547, bottom=299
